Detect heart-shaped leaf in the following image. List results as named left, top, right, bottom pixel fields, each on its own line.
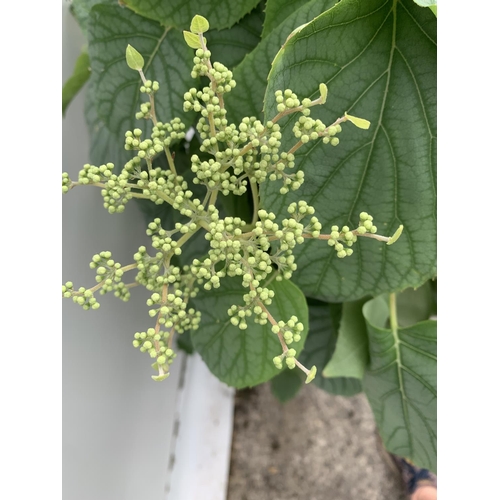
left=192, top=275, right=309, bottom=388
left=261, top=0, right=437, bottom=302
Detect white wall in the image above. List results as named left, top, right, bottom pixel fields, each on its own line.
left=62, top=4, right=185, bottom=499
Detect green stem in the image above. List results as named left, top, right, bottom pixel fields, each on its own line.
left=176, top=225, right=202, bottom=248
left=165, top=148, right=177, bottom=176
left=250, top=181, right=259, bottom=226
left=139, top=69, right=158, bottom=126
left=389, top=292, right=398, bottom=332
left=209, top=190, right=218, bottom=207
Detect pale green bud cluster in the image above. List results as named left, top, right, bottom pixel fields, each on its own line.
left=62, top=172, right=72, bottom=193
left=227, top=286, right=276, bottom=329
left=326, top=212, right=379, bottom=258
left=139, top=79, right=160, bottom=95
left=357, top=211, right=378, bottom=234
left=77, top=163, right=114, bottom=185
left=191, top=50, right=236, bottom=95
left=135, top=101, right=152, bottom=120
left=132, top=328, right=176, bottom=379
left=184, top=86, right=228, bottom=127
left=124, top=119, right=186, bottom=157
left=292, top=117, right=342, bottom=147
left=275, top=89, right=300, bottom=113
left=328, top=225, right=356, bottom=258
left=62, top=281, right=100, bottom=310
left=147, top=289, right=201, bottom=334
left=100, top=169, right=133, bottom=214
left=273, top=345, right=300, bottom=370
left=89, top=251, right=128, bottom=297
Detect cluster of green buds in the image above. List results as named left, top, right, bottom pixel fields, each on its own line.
left=62, top=14, right=404, bottom=383
left=62, top=282, right=100, bottom=310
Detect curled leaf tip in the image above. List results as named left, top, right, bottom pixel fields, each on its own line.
left=125, top=44, right=144, bottom=71
left=305, top=365, right=317, bottom=384
left=344, top=113, right=371, bottom=130
left=151, top=373, right=169, bottom=382
left=319, top=83, right=328, bottom=103
left=190, top=14, right=209, bottom=34
left=387, top=225, right=404, bottom=245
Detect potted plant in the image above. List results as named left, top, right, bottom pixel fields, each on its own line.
left=63, top=0, right=437, bottom=496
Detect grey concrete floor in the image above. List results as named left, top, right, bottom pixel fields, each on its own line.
left=227, top=383, right=408, bottom=500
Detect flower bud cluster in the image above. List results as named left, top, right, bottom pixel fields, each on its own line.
left=190, top=154, right=247, bottom=195
left=100, top=170, right=133, bottom=214
left=77, top=163, right=114, bottom=185
left=62, top=172, right=72, bottom=193
left=227, top=286, right=276, bottom=329
left=184, top=86, right=228, bottom=128
left=292, top=117, right=342, bottom=147
left=139, top=79, right=160, bottom=95
left=191, top=209, right=270, bottom=291
left=147, top=288, right=201, bottom=334
left=273, top=348, right=297, bottom=370
left=124, top=120, right=186, bottom=157
left=135, top=101, right=151, bottom=120
left=356, top=211, right=378, bottom=234
left=275, top=89, right=300, bottom=113
left=191, top=49, right=237, bottom=94
left=89, top=251, right=128, bottom=296
left=62, top=281, right=100, bottom=310
left=328, top=225, right=356, bottom=258
left=132, top=328, right=175, bottom=380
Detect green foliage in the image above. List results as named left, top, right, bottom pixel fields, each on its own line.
left=124, top=0, right=261, bottom=30
left=322, top=299, right=369, bottom=381
left=363, top=294, right=437, bottom=472
left=87, top=4, right=193, bottom=137
left=300, top=300, right=363, bottom=396
left=62, top=48, right=91, bottom=116
left=192, top=276, right=309, bottom=388
left=262, top=0, right=437, bottom=302
left=63, top=1, right=437, bottom=472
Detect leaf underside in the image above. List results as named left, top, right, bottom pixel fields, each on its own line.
left=363, top=295, right=437, bottom=472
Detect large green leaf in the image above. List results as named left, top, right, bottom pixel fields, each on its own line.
left=85, top=78, right=134, bottom=168
left=87, top=4, right=194, bottom=139
left=70, top=0, right=115, bottom=34
left=191, top=276, right=309, bottom=388
left=261, top=0, right=310, bottom=39
left=363, top=295, right=437, bottom=472
left=207, top=3, right=265, bottom=69
left=123, top=0, right=261, bottom=30
left=299, top=299, right=362, bottom=396
left=396, top=281, right=435, bottom=328
left=225, top=0, right=337, bottom=123
left=270, top=368, right=303, bottom=402
left=63, top=49, right=91, bottom=116
left=322, top=299, right=369, bottom=380
left=261, top=0, right=437, bottom=302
